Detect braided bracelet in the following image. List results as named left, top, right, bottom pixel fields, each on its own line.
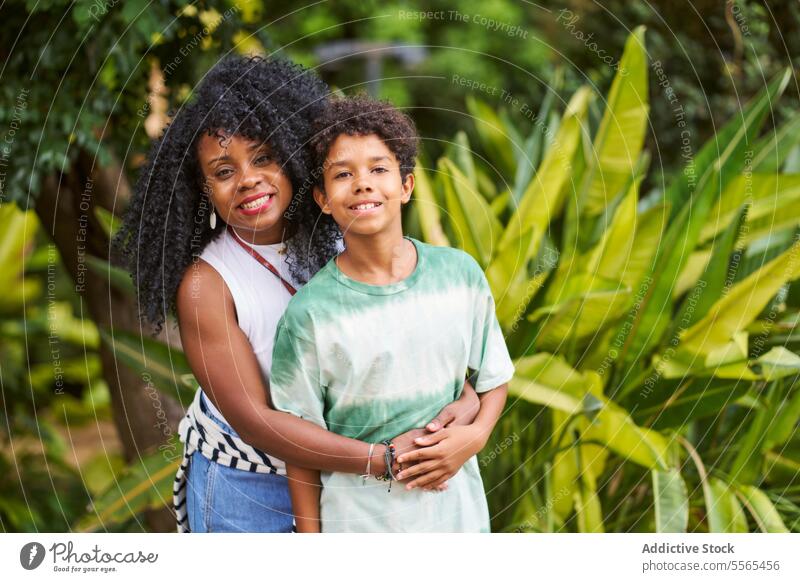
left=375, top=439, right=396, bottom=491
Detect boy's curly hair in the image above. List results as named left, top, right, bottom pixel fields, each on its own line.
left=115, top=56, right=339, bottom=332
left=309, top=95, right=419, bottom=188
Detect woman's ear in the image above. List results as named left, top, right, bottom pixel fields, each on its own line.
left=400, top=172, right=415, bottom=204
left=313, top=186, right=331, bottom=214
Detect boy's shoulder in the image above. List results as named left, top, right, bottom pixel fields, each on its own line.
left=415, top=239, right=485, bottom=282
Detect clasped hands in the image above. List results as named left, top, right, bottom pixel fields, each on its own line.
left=389, top=387, right=487, bottom=491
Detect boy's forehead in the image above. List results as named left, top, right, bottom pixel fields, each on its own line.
left=327, top=133, right=396, bottom=164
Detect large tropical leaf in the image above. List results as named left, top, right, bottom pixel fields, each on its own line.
left=413, top=164, right=450, bottom=246
left=652, top=469, right=689, bottom=532
left=75, top=444, right=180, bottom=532
left=665, top=68, right=792, bottom=219
left=100, top=328, right=196, bottom=404
left=736, top=485, right=790, bottom=532
left=707, top=477, right=748, bottom=532
left=579, top=25, right=649, bottom=217
left=465, top=96, right=517, bottom=180
left=501, top=87, right=591, bottom=249
left=439, top=157, right=502, bottom=266
left=675, top=241, right=800, bottom=359
left=700, top=174, right=800, bottom=244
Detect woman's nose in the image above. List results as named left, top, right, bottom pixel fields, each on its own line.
left=239, top=168, right=262, bottom=190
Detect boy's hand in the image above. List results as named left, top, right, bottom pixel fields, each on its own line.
left=390, top=428, right=449, bottom=492
left=394, top=425, right=488, bottom=490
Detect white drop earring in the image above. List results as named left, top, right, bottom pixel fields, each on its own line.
left=209, top=207, right=217, bottom=229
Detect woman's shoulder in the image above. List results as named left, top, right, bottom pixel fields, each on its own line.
left=176, top=256, right=231, bottom=310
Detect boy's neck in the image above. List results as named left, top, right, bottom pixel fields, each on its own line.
left=338, top=225, right=416, bottom=285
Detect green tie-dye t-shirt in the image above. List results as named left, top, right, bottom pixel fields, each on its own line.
left=270, top=237, right=514, bottom=532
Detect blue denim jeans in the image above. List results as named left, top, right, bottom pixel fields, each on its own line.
left=186, top=398, right=293, bottom=532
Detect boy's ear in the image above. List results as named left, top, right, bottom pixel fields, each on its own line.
left=400, top=172, right=415, bottom=205
left=313, top=186, right=332, bottom=214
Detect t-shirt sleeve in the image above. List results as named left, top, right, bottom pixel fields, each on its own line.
left=269, top=313, right=327, bottom=429
left=467, top=261, right=515, bottom=393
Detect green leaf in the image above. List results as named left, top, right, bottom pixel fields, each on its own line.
left=75, top=445, right=180, bottom=531
left=665, top=68, right=792, bottom=219
left=0, top=203, right=39, bottom=311
left=94, top=206, right=121, bottom=240
left=86, top=255, right=135, bottom=296
left=450, top=131, right=478, bottom=189
left=507, top=377, right=584, bottom=415
left=580, top=26, right=649, bottom=217
left=99, top=328, right=196, bottom=404
left=465, top=96, right=516, bottom=180
left=707, top=478, right=748, bottom=532
left=486, top=225, right=541, bottom=327
left=439, top=157, right=501, bottom=266
left=586, top=179, right=639, bottom=282
left=501, top=86, right=591, bottom=250
left=700, top=174, right=800, bottom=244
left=736, top=485, right=789, bottom=532
left=752, top=111, right=800, bottom=173
left=413, top=164, right=449, bottom=246
left=634, top=377, right=751, bottom=430
left=652, top=469, right=689, bottom=532
left=614, top=171, right=721, bottom=392
left=764, top=383, right=800, bottom=448
left=672, top=204, right=748, bottom=334
left=677, top=240, right=800, bottom=358
left=574, top=462, right=604, bottom=532
left=530, top=277, right=631, bottom=352
left=588, top=403, right=670, bottom=470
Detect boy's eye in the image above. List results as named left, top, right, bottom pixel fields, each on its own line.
left=334, top=171, right=351, bottom=179
left=372, top=166, right=388, bottom=173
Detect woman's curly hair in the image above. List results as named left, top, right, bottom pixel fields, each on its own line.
left=115, top=56, right=339, bottom=332
left=309, top=94, right=419, bottom=189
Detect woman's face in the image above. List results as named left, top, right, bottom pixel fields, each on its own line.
left=197, top=132, right=294, bottom=244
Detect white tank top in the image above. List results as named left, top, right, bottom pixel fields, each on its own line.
left=197, top=229, right=302, bottom=425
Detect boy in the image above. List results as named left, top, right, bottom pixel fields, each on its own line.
left=269, top=96, right=514, bottom=532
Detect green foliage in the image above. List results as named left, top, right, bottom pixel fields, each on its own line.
left=0, top=203, right=108, bottom=531
left=421, top=29, right=800, bottom=532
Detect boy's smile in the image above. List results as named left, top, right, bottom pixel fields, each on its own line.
left=315, top=133, right=413, bottom=236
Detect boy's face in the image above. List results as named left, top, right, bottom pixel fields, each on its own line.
left=314, top=134, right=414, bottom=237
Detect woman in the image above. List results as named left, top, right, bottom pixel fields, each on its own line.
left=116, top=56, right=480, bottom=532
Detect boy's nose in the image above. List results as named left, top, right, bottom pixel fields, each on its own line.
left=353, top=177, right=373, bottom=193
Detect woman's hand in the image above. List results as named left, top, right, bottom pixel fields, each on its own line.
left=394, top=425, right=489, bottom=490
left=424, top=381, right=479, bottom=432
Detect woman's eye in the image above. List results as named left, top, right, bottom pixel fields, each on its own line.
left=216, top=168, right=233, bottom=178
left=256, top=154, right=273, bottom=164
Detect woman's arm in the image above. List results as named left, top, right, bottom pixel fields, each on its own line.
left=394, top=384, right=509, bottom=489
left=176, top=261, right=474, bottom=476
left=286, top=465, right=321, bottom=533
left=177, top=261, right=385, bottom=474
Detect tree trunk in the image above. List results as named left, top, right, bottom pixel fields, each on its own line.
left=35, top=151, right=182, bottom=532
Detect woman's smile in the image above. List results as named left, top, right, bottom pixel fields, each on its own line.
left=238, top=191, right=277, bottom=215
